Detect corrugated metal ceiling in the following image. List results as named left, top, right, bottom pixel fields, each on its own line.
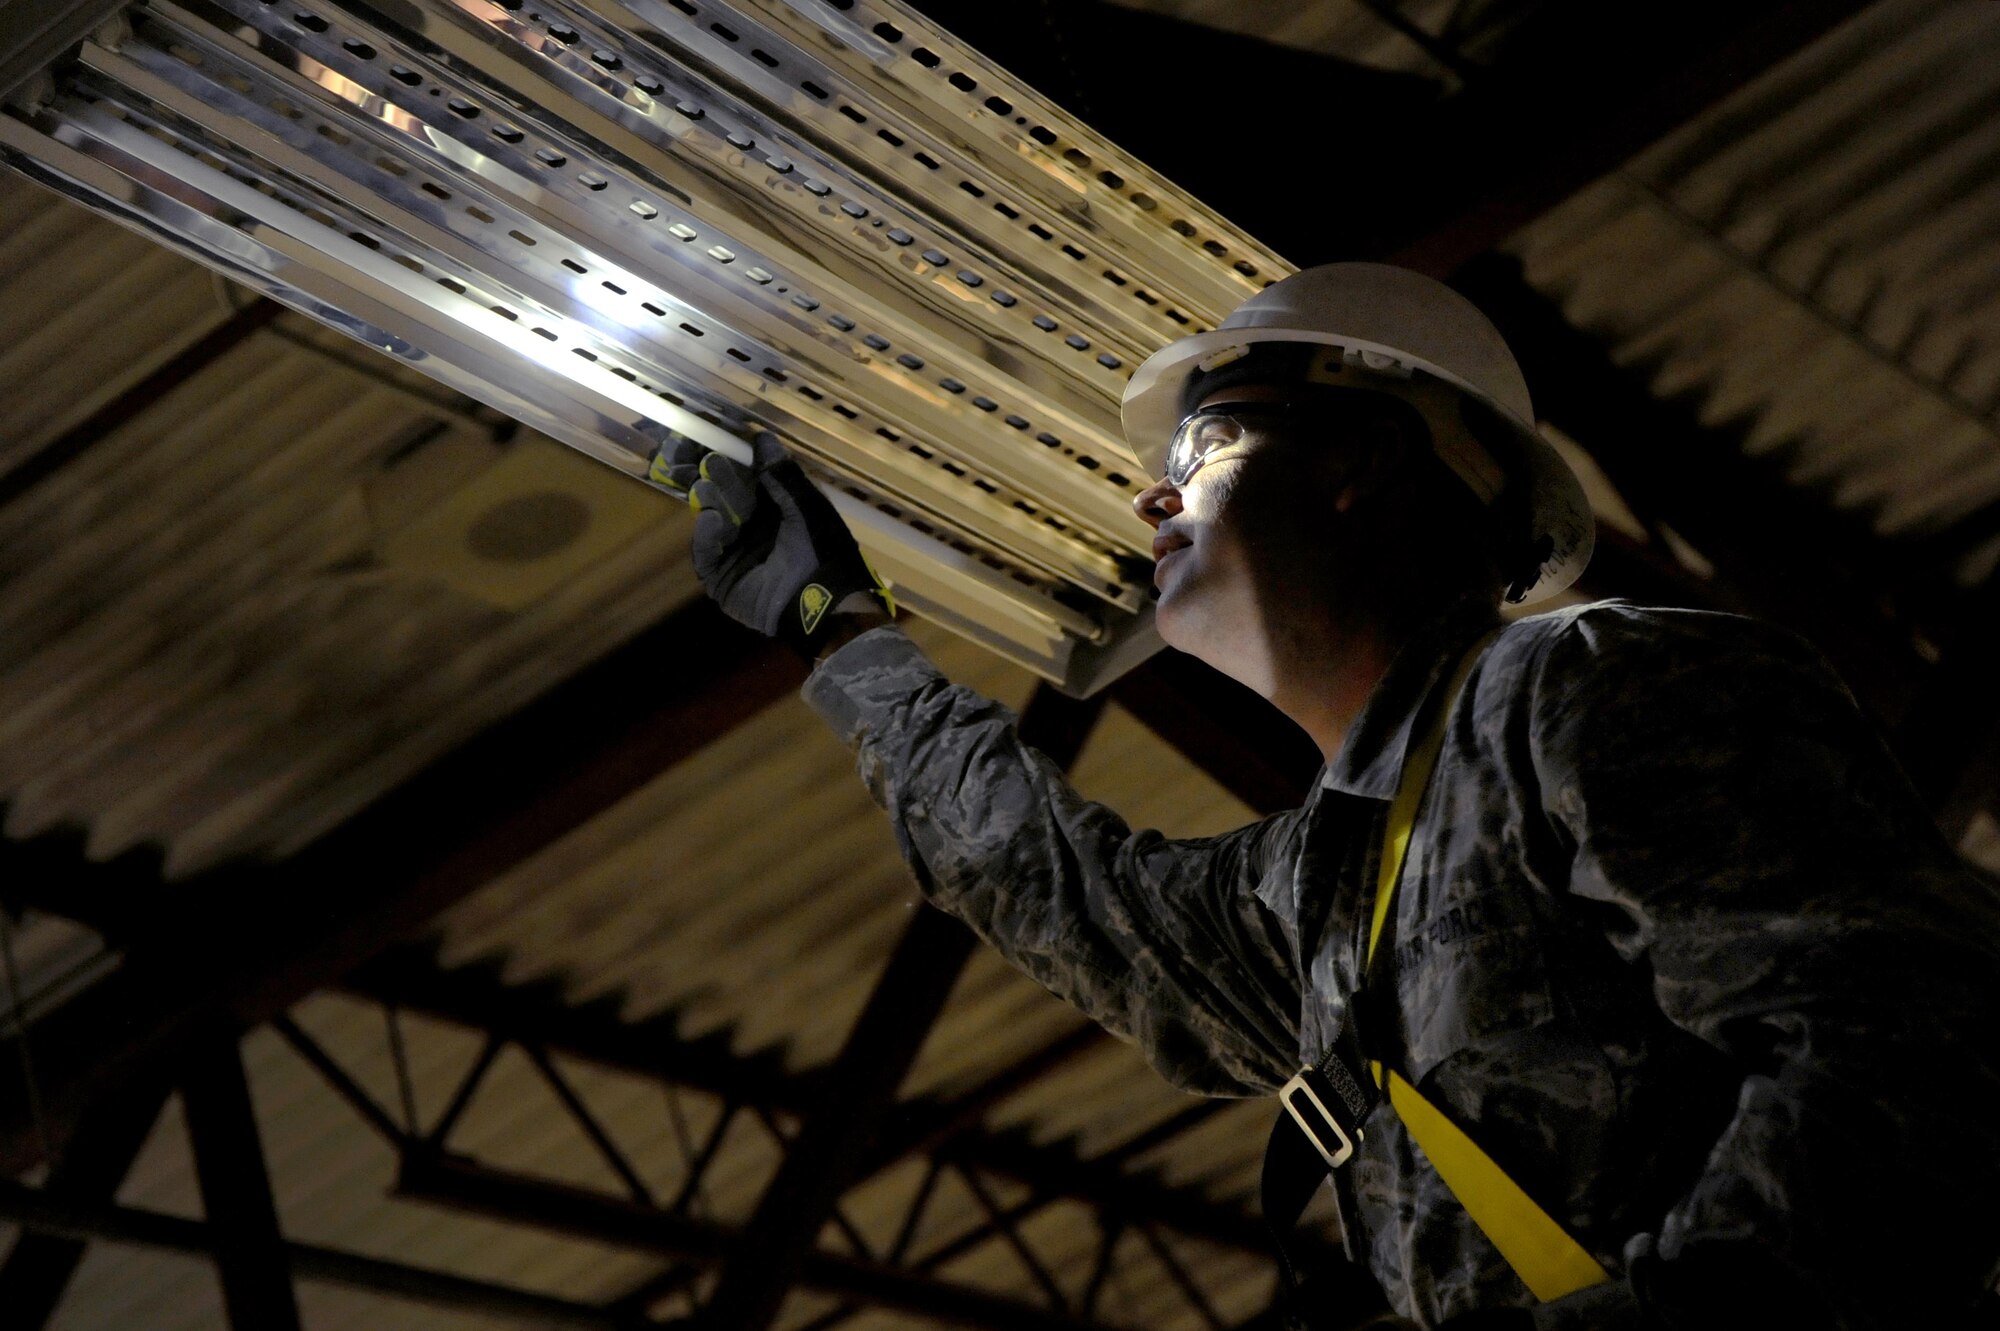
left=0, top=179, right=704, bottom=878
left=1506, top=0, right=2000, bottom=586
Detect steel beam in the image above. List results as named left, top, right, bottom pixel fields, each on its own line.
left=1379, top=0, right=1881, bottom=275
left=0, top=1178, right=630, bottom=1330
left=1015, top=683, right=1116, bottom=776
left=1112, top=654, right=1322, bottom=816
left=397, top=1152, right=1120, bottom=1331
left=699, top=907, right=977, bottom=1331
left=856, top=1022, right=1105, bottom=1176
left=0, top=599, right=802, bottom=1171
left=698, top=684, right=1106, bottom=1331
left=182, top=1036, right=302, bottom=1331
left=901, top=0, right=1875, bottom=273
left=337, top=946, right=1261, bottom=1250
left=799, top=1098, right=1243, bottom=1331
left=0, top=1080, right=169, bottom=1331
left=893, top=0, right=1443, bottom=268
left=341, top=947, right=810, bottom=1112
left=934, top=1123, right=1263, bottom=1253
left=0, top=296, right=281, bottom=509
left=0, top=0, right=125, bottom=103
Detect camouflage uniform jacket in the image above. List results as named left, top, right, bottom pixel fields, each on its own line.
left=803, top=597, right=2000, bottom=1329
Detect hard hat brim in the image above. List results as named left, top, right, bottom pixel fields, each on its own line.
left=1119, top=326, right=1594, bottom=603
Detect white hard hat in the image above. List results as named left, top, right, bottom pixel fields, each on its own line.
left=1120, top=263, right=1593, bottom=603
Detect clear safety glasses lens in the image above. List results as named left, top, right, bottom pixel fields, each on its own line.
left=1165, top=411, right=1249, bottom=486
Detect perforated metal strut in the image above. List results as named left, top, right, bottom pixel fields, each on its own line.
left=0, top=0, right=1291, bottom=691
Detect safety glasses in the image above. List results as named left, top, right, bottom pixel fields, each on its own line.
left=1164, top=390, right=1406, bottom=486
left=1163, top=402, right=1297, bottom=487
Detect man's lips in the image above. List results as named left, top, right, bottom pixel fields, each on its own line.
left=1151, top=535, right=1190, bottom=590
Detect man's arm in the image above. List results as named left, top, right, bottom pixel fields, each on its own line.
left=1529, top=606, right=2000, bottom=1329
left=654, top=431, right=1304, bottom=1097
left=806, top=623, right=1305, bottom=1097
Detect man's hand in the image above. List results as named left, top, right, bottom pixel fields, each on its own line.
left=651, top=430, right=891, bottom=656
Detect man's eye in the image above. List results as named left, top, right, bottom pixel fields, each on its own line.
left=1197, top=441, right=1241, bottom=467
left=1190, top=418, right=1239, bottom=448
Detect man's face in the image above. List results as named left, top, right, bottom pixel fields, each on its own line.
left=1132, top=383, right=1349, bottom=670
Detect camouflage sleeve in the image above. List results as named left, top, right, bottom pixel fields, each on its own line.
left=1531, top=605, right=2000, bottom=1329
left=804, top=625, right=1304, bottom=1096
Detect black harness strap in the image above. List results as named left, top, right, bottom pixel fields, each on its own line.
left=1261, top=1012, right=1387, bottom=1331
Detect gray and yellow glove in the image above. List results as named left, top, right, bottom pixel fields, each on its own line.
left=651, top=430, right=891, bottom=656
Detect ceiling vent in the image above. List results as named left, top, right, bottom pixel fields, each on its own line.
left=0, top=0, right=1290, bottom=692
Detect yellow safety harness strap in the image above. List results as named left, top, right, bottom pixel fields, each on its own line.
left=1364, top=631, right=1610, bottom=1303
left=1372, top=1067, right=1610, bottom=1301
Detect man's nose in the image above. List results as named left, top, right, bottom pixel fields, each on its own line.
left=1132, top=476, right=1182, bottom=528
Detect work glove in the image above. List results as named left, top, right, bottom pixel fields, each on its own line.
left=650, top=429, right=891, bottom=656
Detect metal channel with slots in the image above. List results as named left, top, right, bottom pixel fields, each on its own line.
left=0, top=0, right=1291, bottom=692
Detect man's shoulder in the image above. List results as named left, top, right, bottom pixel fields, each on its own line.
left=1481, top=599, right=1856, bottom=760
left=1492, top=599, right=1822, bottom=681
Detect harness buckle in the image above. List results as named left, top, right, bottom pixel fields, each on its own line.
left=1279, top=1066, right=1361, bottom=1169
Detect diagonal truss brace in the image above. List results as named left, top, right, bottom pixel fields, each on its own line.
left=287, top=946, right=1272, bottom=1330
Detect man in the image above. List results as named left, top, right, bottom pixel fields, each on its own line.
left=656, top=264, right=2000, bottom=1328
